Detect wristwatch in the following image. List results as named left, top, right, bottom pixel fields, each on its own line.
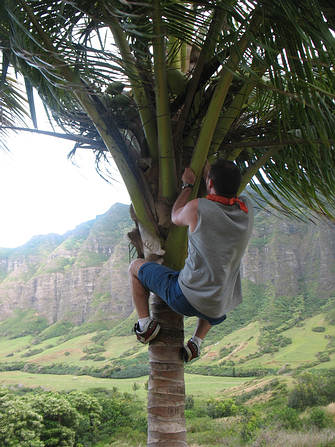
left=181, top=183, right=194, bottom=190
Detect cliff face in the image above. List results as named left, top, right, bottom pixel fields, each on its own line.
left=0, top=202, right=334, bottom=325
left=242, top=207, right=335, bottom=300
left=0, top=203, right=133, bottom=324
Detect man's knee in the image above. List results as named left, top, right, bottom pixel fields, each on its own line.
left=129, top=259, right=147, bottom=278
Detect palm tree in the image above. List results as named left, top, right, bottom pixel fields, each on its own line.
left=1, top=0, right=335, bottom=444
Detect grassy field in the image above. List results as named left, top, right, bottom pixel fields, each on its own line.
left=192, top=314, right=335, bottom=370
left=246, top=314, right=335, bottom=369
left=197, top=321, right=261, bottom=365
left=0, top=332, right=143, bottom=367
left=0, top=312, right=334, bottom=390
left=0, top=370, right=251, bottom=400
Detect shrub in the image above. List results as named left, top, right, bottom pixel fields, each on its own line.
left=0, top=392, right=44, bottom=447
left=91, top=330, right=112, bottom=345
left=258, top=328, right=292, bottom=354
left=83, top=344, right=105, bottom=354
left=206, top=398, right=239, bottom=418
left=0, top=387, right=146, bottom=447
left=132, top=382, right=140, bottom=391
left=288, top=374, right=321, bottom=409
left=273, top=406, right=302, bottom=430
left=308, top=407, right=333, bottom=429
left=288, top=372, right=335, bottom=410
left=312, top=326, right=326, bottom=332
left=317, top=352, right=331, bottom=362
left=30, top=393, right=80, bottom=447
left=219, top=345, right=237, bottom=357
left=240, top=408, right=261, bottom=442
left=0, top=361, right=25, bottom=372
left=65, top=391, right=102, bottom=444
left=95, top=392, right=147, bottom=438
left=80, top=353, right=106, bottom=361
left=22, top=348, right=44, bottom=357
left=185, top=395, right=194, bottom=410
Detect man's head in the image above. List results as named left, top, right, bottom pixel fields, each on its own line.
left=206, top=159, right=241, bottom=197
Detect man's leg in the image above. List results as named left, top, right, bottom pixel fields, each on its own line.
left=129, top=259, right=161, bottom=343
left=183, top=318, right=212, bottom=363
left=129, top=259, right=150, bottom=318
left=194, top=318, right=212, bottom=340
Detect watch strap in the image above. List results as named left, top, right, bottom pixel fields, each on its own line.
left=181, top=183, right=194, bottom=190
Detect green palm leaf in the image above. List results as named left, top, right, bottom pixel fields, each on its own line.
left=0, top=0, right=334, bottom=219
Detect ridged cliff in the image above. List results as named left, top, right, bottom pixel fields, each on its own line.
left=0, top=201, right=334, bottom=325
left=0, top=203, right=133, bottom=324
left=242, top=208, right=335, bottom=300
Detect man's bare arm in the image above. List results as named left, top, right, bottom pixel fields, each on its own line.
left=171, top=168, right=198, bottom=232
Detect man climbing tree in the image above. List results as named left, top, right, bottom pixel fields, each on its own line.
left=130, top=160, right=254, bottom=362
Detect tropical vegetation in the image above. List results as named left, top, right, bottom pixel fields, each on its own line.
left=1, top=0, right=335, bottom=443
left=0, top=373, right=335, bottom=446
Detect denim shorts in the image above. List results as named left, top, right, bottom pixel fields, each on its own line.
left=138, top=262, right=226, bottom=326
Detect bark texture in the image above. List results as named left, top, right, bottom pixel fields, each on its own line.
left=148, top=294, right=187, bottom=446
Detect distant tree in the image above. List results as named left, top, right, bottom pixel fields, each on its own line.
left=0, top=389, right=43, bottom=447
left=31, top=393, right=80, bottom=447
left=65, top=391, right=102, bottom=444
left=1, top=1, right=335, bottom=444
left=289, top=372, right=335, bottom=410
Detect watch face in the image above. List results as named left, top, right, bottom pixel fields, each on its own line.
left=182, top=183, right=193, bottom=189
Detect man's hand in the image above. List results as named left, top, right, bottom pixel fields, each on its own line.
left=182, top=167, right=196, bottom=186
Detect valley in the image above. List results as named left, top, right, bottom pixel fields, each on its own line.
left=0, top=201, right=334, bottom=446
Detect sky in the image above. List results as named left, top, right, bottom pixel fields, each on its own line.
left=0, top=128, right=130, bottom=248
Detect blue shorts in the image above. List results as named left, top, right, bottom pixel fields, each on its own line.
left=138, top=262, right=226, bottom=326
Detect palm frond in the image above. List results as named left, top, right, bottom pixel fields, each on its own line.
left=0, top=0, right=334, bottom=219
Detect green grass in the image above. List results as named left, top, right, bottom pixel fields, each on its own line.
left=184, top=374, right=250, bottom=398
left=192, top=314, right=335, bottom=372
left=0, top=335, right=32, bottom=356
left=0, top=370, right=149, bottom=396
left=27, top=333, right=97, bottom=364
left=105, top=336, right=145, bottom=359
left=0, top=332, right=142, bottom=368
left=243, top=315, right=335, bottom=369
left=0, top=371, right=250, bottom=401
left=198, top=321, right=261, bottom=366
left=0, top=312, right=334, bottom=385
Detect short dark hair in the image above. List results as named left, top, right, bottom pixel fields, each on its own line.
left=208, top=159, right=241, bottom=197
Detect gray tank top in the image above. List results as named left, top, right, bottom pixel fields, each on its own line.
left=178, top=196, right=253, bottom=318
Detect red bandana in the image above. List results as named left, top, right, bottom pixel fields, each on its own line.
left=206, top=194, right=248, bottom=213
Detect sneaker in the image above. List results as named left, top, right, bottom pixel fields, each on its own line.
left=182, top=339, right=200, bottom=362
left=134, top=319, right=161, bottom=344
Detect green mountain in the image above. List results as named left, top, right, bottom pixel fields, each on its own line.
left=0, top=203, right=133, bottom=325
left=0, top=201, right=334, bottom=380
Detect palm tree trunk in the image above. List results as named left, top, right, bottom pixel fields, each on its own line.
left=148, top=295, right=186, bottom=446
left=134, top=212, right=188, bottom=445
